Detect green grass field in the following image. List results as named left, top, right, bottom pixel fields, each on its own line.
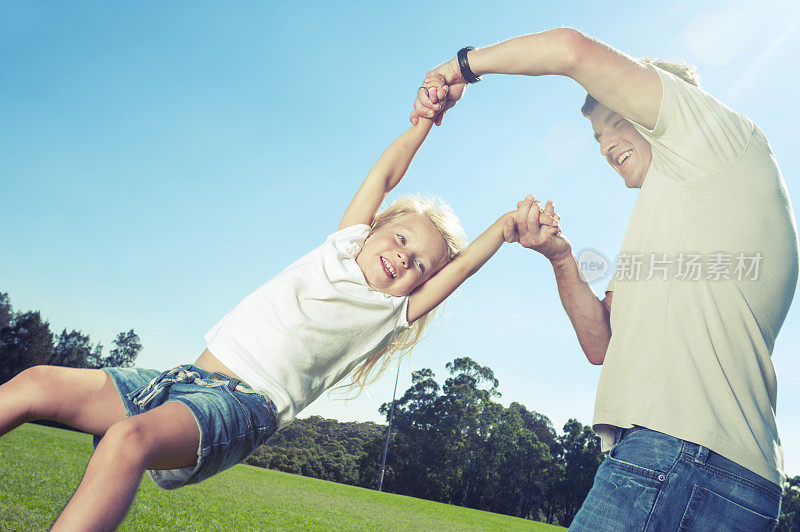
left=0, top=424, right=564, bottom=531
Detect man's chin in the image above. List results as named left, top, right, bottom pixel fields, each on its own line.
left=622, top=173, right=643, bottom=189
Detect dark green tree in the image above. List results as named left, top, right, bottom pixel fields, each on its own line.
left=778, top=475, right=800, bottom=531
left=439, top=357, right=502, bottom=509
left=0, top=291, right=142, bottom=387
left=240, top=356, right=626, bottom=526
left=268, top=415, right=383, bottom=455
left=504, top=403, right=558, bottom=520
left=247, top=447, right=359, bottom=484
left=101, top=329, right=141, bottom=368
left=512, top=402, right=559, bottom=453
left=246, top=415, right=384, bottom=486
left=0, top=311, right=54, bottom=384
left=552, top=419, right=603, bottom=526
left=50, top=329, right=102, bottom=368
left=363, top=357, right=551, bottom=516
left=476, top=402, right=551, bottom=518
left=0, top=292, right=11, bottom=329
left=362, top=367, right=444, bottom=498
left=0, top=292, right=13, bottom=380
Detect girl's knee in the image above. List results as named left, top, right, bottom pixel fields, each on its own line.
left=6, top=366, right=121, bottom=434
left=15, top=365, right=76, bottom=390
left=12, top=365, right=56, bottom=399
left=16, top=366, right=69, bottom=413
left=0, top=366, right=56, bottom=426
left=14, top=365, right=55, bottom=385
left=100, top=419, right=152, bottom=464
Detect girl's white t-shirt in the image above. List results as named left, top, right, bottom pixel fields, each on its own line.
left=204, top=224, right=410, bottom=429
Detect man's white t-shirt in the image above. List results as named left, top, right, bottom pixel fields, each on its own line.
left=204, top=224, right=410, bottom=429
left=596, top=67, right=798, bottom=486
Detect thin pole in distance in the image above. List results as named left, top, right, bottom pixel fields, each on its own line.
left=377, top=361, right=401, bottom=492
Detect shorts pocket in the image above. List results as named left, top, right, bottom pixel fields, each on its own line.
left=223, top=388, right=254, bottom=431
left=678, top=485, right=778, bottom=531
left=251, top=396, right=278, bottom=445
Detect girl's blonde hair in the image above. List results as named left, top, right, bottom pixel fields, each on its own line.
left=348, top=194, right=468, bottom=391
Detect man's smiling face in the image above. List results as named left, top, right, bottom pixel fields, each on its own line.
left=589, top=103, right=653, bottom=189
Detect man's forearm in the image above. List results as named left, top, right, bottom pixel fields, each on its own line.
left=466, top=28, right=581, bottom=79
left=550, top=253, right=611, bottom=365
left=444, top=28, right=661, bottom=130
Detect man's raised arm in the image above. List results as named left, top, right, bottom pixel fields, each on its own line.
left=412, top=28, right=662, bottom=130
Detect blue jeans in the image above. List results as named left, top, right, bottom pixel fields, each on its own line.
left=570, top=426, right=781, bottom=531
left=95, top=364, right=278, bottom=489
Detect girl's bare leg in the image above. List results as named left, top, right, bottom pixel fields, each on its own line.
left=51, top=401, right=200, bottom=531
left=0, top=365, right=126, bottom=437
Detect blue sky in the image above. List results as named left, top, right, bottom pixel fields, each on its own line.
left=3, top=1, right=800, bottom=476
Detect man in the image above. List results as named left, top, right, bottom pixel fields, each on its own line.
left=413, top=29, right=798, bottom=530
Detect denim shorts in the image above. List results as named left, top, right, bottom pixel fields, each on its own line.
left=570, top=426, right=782, bottom=531
left=95, top=364, right=278, bottom=490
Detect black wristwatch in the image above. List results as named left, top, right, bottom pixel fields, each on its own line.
left=457, top=46, right=481, bottom=84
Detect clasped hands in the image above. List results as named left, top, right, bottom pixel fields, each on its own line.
left=416, top=74, right=572, bottom=264
left=503, top=195, right=572, bottom=263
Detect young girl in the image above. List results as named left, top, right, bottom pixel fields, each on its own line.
left=0, top=76, right=560, bottom=530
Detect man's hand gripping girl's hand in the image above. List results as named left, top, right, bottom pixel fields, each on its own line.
left=503, top=195, right=572, bottom=264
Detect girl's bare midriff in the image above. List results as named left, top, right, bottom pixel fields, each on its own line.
left=194, top=349, right=244, bottom=381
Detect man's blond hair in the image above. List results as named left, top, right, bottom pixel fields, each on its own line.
left=581, top=58, right=700, bottom=117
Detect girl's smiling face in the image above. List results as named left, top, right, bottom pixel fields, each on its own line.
left=356, top=214, right=449, bottom=296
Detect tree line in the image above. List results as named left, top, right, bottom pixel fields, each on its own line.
left=248, top=358, right=800, bottom=529
left=246, top=416, right=384, bottom=486
left=248, top=357, right=602, bottom=526
left=0, top=292, right=142, bottom=384
left=2, top=290, right=798, bottom=528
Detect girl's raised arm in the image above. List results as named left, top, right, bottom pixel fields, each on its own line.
left=339, top=117, right=435, bottom=230
left=406, top=211, right=517, bottom=324
left=339, top=80, right=448, bottom=230
left=407, top=199, right=562, bottom=324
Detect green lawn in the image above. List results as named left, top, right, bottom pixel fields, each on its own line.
left=0, top=424, right=563, bottom=531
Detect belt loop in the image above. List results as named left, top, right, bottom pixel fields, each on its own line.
left=227, top=378, right=242, bottom=391
left=694, top=445, right=710, bottom=464
left=614, top=426, right=623, bottom=445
